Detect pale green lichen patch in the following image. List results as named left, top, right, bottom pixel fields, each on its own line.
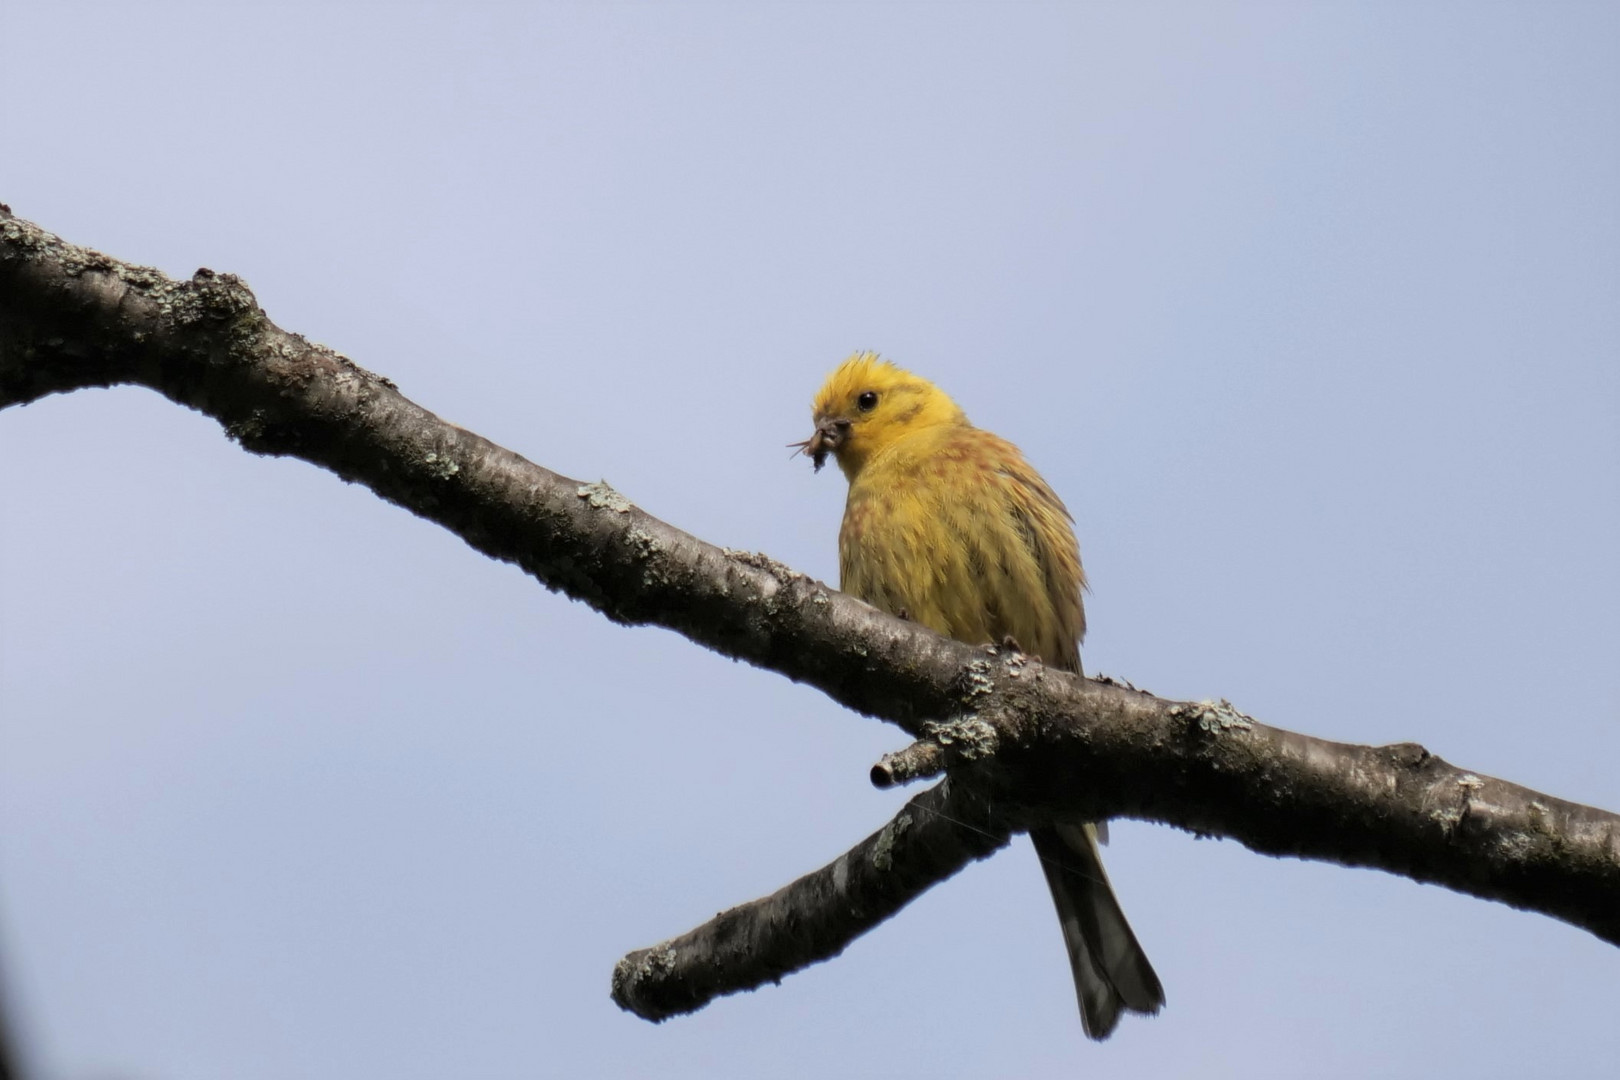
left=723, top=548, right=807, bottom=583
left=611, top=945, right=679, bottom=996
left=959, top=658, right=996, bottom=701
left=626, top=525, right=671, bottom=585
left=577, top=480, right=633, bottom=513
left=924, top=716, right=1000, bottom=762
left=870, top=812, right=914, bottom=871
left=1178, top=698, right=1255, bottom=734
left=422, top=451, right=460, bottom=479
left=153, top=270, right=259, bottom=330
left=626, top=525, right=660, bottom=555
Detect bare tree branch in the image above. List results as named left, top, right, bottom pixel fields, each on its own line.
left=612, top=776, right=1011, bottom=1021
left=616, top=697, right=1620, bottom=1018
left=4, top=209, right=1618, bottom=1021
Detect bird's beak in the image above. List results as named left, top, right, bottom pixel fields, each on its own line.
left=789, top=417, right=852, bottom=473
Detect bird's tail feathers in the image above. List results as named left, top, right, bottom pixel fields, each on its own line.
left=1030, top=822, right=1164, bottom=1040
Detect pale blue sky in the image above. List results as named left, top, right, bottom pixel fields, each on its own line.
left=2, top=3, right=1617, bottom=1077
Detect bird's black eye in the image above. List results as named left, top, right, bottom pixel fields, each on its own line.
left=856, top=391, right=879, bottom=412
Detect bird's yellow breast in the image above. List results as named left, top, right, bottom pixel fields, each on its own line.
left=838, top=423, right=1086, bottom=672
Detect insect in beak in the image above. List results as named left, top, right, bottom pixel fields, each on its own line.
left=788, top=418, right=852, bottom=472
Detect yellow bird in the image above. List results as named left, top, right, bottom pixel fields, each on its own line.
left=801, top=352, right=1163, bottom=1040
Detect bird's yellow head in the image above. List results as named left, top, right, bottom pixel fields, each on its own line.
left=797, top=352, right=968, bottom=480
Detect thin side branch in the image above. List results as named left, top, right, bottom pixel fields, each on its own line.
left=4, top=211, right=1618, bottom=1015
left=611, top=777, right=1010, bottom=1021
left=870, top=741, right=946, bottom=789
left=869, top=716, right=1000, bottom=788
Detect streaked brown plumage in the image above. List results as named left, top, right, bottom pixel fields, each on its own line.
left=802, top=352, right=1164, bottom=1039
